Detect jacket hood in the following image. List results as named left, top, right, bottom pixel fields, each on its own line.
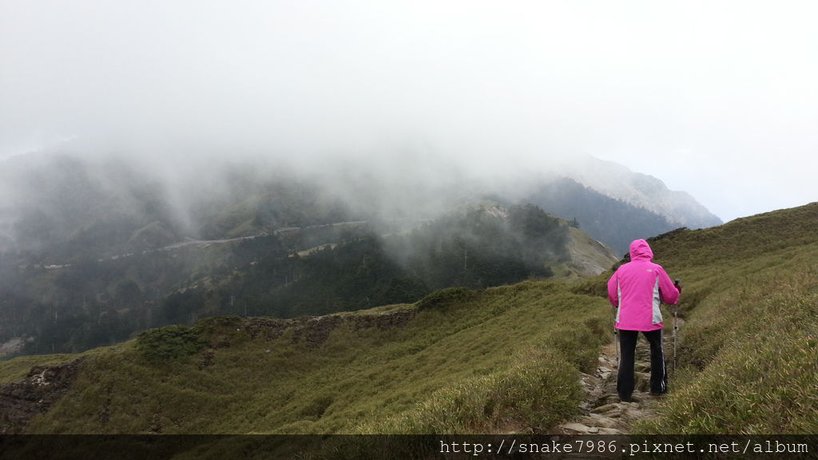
left=629, top=239, right=654, bottom=261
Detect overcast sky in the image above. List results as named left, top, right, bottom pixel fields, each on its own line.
left=1, top=0, right=817, bottom=221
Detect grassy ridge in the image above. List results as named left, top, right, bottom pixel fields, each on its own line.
left=5, top=202, right=817, bottom=435
left=636, top=202, right=818, bottom=434
left=21, top=282, right=610, bottom=434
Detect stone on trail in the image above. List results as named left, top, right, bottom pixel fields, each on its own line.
left=561, top=422, right=594, bottom=434
left=581, top=414, right=624, bottom=429
left=597, top=427, right=624, bottom=435
left=591, top=402, right=620, bottom=414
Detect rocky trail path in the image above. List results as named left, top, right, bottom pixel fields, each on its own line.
left=556, top=319, right=684, bottom=435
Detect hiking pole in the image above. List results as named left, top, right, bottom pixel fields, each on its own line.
left=613, top=307, right=619, bottom=367
left=672, top=305, right=678, bottom=376
left=672, top=279, right=682, bottom=376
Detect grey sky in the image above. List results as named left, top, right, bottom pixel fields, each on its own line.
left=1, top=0, right=816, bottom=222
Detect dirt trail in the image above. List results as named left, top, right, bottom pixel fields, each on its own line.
left=556, top=319, right=684, bottom=435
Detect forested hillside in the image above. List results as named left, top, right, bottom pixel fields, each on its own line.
left=1, top=203, right=814, bottom=443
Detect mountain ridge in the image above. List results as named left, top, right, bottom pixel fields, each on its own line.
left=550, top=154, right=722, bottom=228
left=1, top=201, right=815, bottom=442
left=0, top=150, right=717, bottom=356
left=0, top=198, right=616, bottom=356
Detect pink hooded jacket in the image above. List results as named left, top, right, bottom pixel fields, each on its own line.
left=607, top=239, right=680, bottom=331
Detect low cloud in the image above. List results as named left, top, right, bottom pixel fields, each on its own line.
left=2, top=1, right=817, bottom=221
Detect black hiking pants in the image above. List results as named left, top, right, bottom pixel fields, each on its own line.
left=617, top=329, right=667, bottom=401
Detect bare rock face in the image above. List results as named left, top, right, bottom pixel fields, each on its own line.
left=0, top=359, right=83, bottom=434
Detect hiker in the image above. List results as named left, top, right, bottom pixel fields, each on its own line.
left=607, top=239, right=680, bottom=402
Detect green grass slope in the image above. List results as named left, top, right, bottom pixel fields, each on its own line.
left=12, top=283, right=610, bottom=434
left=635, top=202, right=818, bottom=434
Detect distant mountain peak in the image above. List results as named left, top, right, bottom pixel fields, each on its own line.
left=554, top=154, right=722, bottom=229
